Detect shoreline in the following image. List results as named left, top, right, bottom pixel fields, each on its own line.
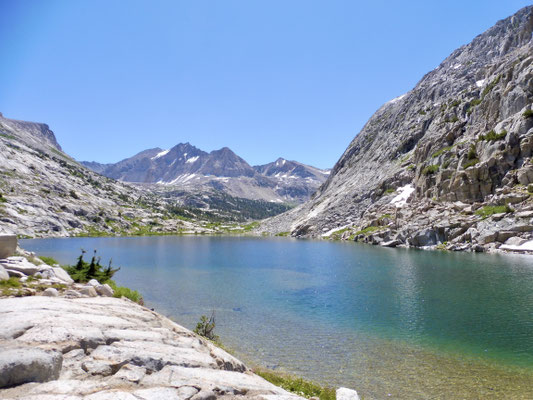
left=4, top=243, right=533, bottom=398
left=0, top=248, right=349, bottom=400
left=0, top=295, right=318, bottom=400
left=20, top=230, right=533, bottom=258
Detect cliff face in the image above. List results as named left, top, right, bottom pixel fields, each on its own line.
left=261, top=6, right=533, bottom=253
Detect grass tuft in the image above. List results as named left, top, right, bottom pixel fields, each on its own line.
left=39, top=256, right=59, bottom=266
left=355, top=226, right=382, bottom=236
left=422, top=165, right=439, bottom=175
left=478, top=129, right=507, bottom=142
left=463, top=158, right=479, bottom=169
left=432, top=146, right=453, bottom=158
left=475, top=204, right=513, bottom=219
left=0, top=277, right=21, bottom=288
left=108, top=281, right=143, bottom=303
left=255, top=369, right=336, bottom=400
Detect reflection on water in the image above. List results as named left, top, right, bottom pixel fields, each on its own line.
left=22, top=236, right=533, bottom=399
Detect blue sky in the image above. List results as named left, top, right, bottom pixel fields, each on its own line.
left=1, top=1, right=531, bottom=169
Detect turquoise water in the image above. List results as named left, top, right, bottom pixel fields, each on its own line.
left=22, top=236, right=533, bottom=399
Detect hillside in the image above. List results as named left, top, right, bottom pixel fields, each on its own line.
left=260, top=6, right=533, bottom=253
left=0, top=113, right=261, bottom=237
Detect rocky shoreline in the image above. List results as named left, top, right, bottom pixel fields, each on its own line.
left=0, top=295, right=311, bottom=400
left=0, top=246, right=360, bottom=400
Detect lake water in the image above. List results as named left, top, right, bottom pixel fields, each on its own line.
left=22, top=236, right=533, bottom=399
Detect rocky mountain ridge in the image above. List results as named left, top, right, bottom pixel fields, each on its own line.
left=82, top=144, right=329, bottom=204
left=259, top=6, right=533, bottom=254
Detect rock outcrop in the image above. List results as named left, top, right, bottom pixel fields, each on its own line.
left=259, top=6, right=533, bottom=254
left=0, top=296, right=306, bottom=400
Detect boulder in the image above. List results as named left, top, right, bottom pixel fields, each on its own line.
left=517, top=167, right=533, bottom=185
left=88, top=279, right=100, bottom=287
left=64, top=289, right=83, bottom=298
left=80, top=286, right=98, bottom=297
left=0, top=235, right=17, bottom=259
left=5, top=269, right=25, bottom=278
left=95, top=283, right=114, bottom=297
left=0, top=257, right=39, bottom=275
left=408, top=229, right=438, bottom=247
left=0, top=265, right=9, bottom=281
left=381, top=239, right=401, bottom=248
left=336, top=387, right=360, bottom=400
left=0, top=347, right=62, bottom=388
left=43, top=288, right=59, bottom=297
left=509, top=224, right=533, bottom=232
left=503, top=236, right=527, bottom=246
left=515, top=210, right=533, bottom=219
left=52, top=267, right=74, bottom=284
left=495, top=231, right=516, bottom=243
left=37, top=267, right=73, bottom=283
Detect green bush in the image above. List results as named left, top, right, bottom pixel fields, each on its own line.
left=62, top=250, right=119, bottom=283
left=478, top=129, right=507, bottom=141
left=256, top=369, right=335, bottom=400
left=523, top=109, right=533, bottom=119
left=194, top=312, right=219, bottom=342
left=60, top=251, right=143, bottom=304
left=422, top=164, right=439, bottom=175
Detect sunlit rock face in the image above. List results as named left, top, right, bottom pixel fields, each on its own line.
left=260, top=6, right=533, bottom=253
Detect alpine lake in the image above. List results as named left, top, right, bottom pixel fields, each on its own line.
left=22, top=236, right=533, bottom=399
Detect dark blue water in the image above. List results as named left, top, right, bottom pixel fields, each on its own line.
left=22, top=236, right=533, bottom=399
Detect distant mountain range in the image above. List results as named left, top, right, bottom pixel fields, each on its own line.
left=82, top=143, right=329, bottom=203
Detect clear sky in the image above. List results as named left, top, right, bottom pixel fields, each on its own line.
left=1, top=1, right=531, bottom=169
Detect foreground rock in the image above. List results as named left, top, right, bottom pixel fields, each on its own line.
left=0, top=296, right=305, bottom=400
left=0, top=347, right=62, bottom=388
left=336, top=388, right=360, bottom=400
